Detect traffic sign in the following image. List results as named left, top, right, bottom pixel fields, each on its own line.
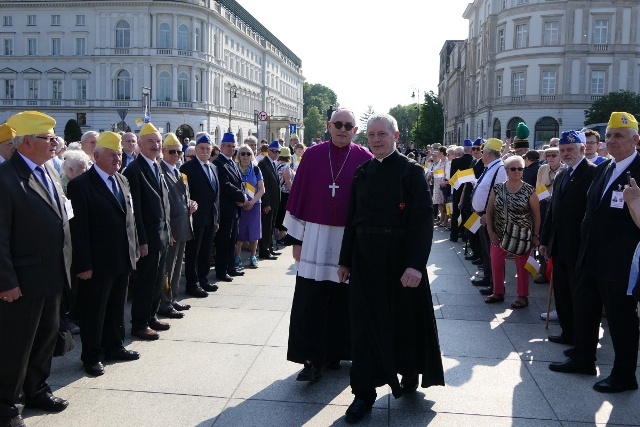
left=289, top=123, right=297, bottom=135
left=258, top=111, right=268, bottom=121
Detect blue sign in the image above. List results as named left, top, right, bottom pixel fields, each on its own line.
left=289, top=123, right=297, bottom=135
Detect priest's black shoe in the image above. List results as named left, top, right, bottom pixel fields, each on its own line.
left=201, top=283, right=219, bottom=292
left=593, top=375, right=638, bottom=393
left=472, top=277, right=491, bottom=287
left=479, top=286, right=493, bottom=295
left=228, top=270, right=245, bottom=277
left=0, top=415, right=25, bottom=427
left=296, top=364, right=322, bottom=382
left=105, top=348, right=140, bottom=361
left=548, top=334, right=572, bottom=345
left=83, top=361, right=105, bottom=376
left=400, top=374, right=419, bottom=394
left=548, top=359, right=596, bottom=375
left=26, top=394, right=69, bottom=412
left=345, top=398, right=373, bottom=424
left=185, top=286, right=208, bottom=298
left=270, top=249, right=282, bottom=256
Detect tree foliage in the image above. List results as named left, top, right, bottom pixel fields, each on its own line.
left=415, top=90, right=444, bottom=148
left=354, top=105, right=375, bottom=146
left=302, top=106, right=324, bottom=145
left=584, top=90, right=640, bottom=125
left=389, top=104, right=419, bottom=145
left=64, top=119, right=83, bottom=143
left=302, top=83, right=339, bottom=145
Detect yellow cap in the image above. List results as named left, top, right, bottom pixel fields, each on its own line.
left=279, top=147, right=291, bottom=157
left=96, top=131, right=122, bottom=151
left=0, top=123, right=16, bottom=142
left=6, top=111, right=56, bottom=137
left=484, top=138, right=503, bottom=152
left=163, top=133, right=181, bottom=147
left=290, top=134, right=299, bottom=139
left=608, top=112, right=638, bottom=131
left=140, top=122, right=160, bottom=136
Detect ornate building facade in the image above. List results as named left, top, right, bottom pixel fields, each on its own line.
left=0, top=0, right=304, bottom=143
left=439, top=0, right=640, bottom=147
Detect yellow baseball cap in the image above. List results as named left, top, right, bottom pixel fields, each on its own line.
left=140, top=122, right=160, bottom=136
left=290, top=133, right=299, bottom=139
left=0, top=123, right=16, bottom=142
left=96, top=131, right=122, bottom=151
left=608, top=112, right=638, bottom=131
left=163, top=133, right=181, bottom=147
left=6, top=111, right=56, bottom=136
left=484, top=138, right=503, bottom=152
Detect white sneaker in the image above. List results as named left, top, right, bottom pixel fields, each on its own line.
left=540, top=310, right=558, bottom=321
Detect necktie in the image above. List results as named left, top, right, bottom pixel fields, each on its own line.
left=153, top=162, right=160, bottom=183
left=560, top=167, right=573, bottom=193
left=602, top=162, right=616, bottom=197
left=174, top=169, right=180, bottom=180
left=34, top=166, right=56, bottom=205
left=108, top=176, right=125, bottom=208
left=205, top=164, right=218, bottom=192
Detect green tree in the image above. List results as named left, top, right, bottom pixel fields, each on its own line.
left=303, top=83, right=338, bottom=119
left=416, top=91, right=444, bottom=148
left=584, top=90, right=640, bottom=125
left=64, top=119, right=83, bottom=143
left=389, top=104, right=419, bottom=144
left=354, top=105, right=375, bottom=146
left=303, top=106, right=324, bottom=145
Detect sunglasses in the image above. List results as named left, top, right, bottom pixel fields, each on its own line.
left=167, top=150, right=179, bottom=155
left=332, top=121, right=355, bottom=131
left=471, top=147, right=480, bottom=151
left=269, top=149, right=281, bottom=153
left=545, top=153, right=558, bottom=158
left=509, top=167, right=524, bottom=172
left=239, top=152, right=252, bottom=157
left=34, top=136, right=57, bottom=143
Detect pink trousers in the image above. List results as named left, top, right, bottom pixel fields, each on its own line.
left=490, top=244, right=530, bottom=297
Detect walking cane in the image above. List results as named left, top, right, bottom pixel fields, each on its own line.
left=545, top=274, right=554, bottom=331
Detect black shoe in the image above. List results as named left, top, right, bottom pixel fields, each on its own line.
left=185, top=286, right=208, bottom=298
left=464, top=253, right=477, bottom=260
left=0, top=415, right=25, bottom=427
left=83, top=361, right=105, bottom=376
left=563, top=347, right=575, bottom=358
left=472, top=258, right=484, bottom=266
left=201, top=283, right=219, bottom=292
left=400, top=374, right=419, bottom=394
left=172, top=302, right=191, bottom=311
left=548, top=359, right=596, bottom=376
left=593, top=375, right=638, bottom=393
left=215, top=274, right=233, bottom=282
left=270, top=250, right=282, bottom=256
left=258, top=253, right=278, bottom=260
left=228, top=270, right=245, bottom=277
left=471, top=277, right=490, bottom=287
left=479, top=286, right=493, bottom=295
left=158, top=308, right=185, bottom=319
left=345, top=398, right=373, bottom=424
left=296, top=364, right=322, bottom=382
left=548, top=334, right=573, bottom=345
left=26, top=394, right=69, bottom=412
left=105, top=348, right=140, bottom=361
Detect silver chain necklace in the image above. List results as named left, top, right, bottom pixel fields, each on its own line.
left=328, top=143, right=352, bottom=197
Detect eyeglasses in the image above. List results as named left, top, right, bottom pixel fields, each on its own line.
left=167, top=150, right=179, bottom=155
left=239, top=152, right=252, bottom=157
left=545, top=153, right=558, bottom=158
left=332, top=121, right=355, bottom=131
left=509, top=167, right=524, bottom=172
left=34, top=135, right=57, bottom=143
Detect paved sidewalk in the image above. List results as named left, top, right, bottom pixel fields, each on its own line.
left=28, top=227, right=640, bottom=426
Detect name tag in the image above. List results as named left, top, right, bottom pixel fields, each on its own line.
left=611, top=190, right=624, bottom=209
left=64, top=199, right=74, bottom=219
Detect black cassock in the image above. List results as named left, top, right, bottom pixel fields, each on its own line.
left=339, top=151, right=445, bottom=399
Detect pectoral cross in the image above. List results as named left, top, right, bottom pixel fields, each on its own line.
left=329, top=182, right=339, bottom=197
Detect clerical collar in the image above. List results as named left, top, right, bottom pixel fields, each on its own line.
left=375, top=150, right=397, bottom=162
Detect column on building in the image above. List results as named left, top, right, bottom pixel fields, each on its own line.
left=191, top=66, right=196, bottom=103
left=172, top=64, right=178, bottom=102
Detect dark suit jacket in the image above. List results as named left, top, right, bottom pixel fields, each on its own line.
left=67, top=167, right=137, bottom=278
left=258, top=156, right=280, bottom=209
left=0, top=153, right=71, bottom=297
left=179, top=158, right=219, bottom=229
left=161, top=161, right=194, bottom=242
left=450, top=153, right=473, bottom=195
left=540, top=158, right=595, bottom=263
left=119, top=151, right=136, bottom=172
left=577, top=154, right=640, bottom=280
left=213, top=155, right=245, bottom=219
left=523, top=161, right=540, bottom=187
left=122, top=155, right=171, bottom=251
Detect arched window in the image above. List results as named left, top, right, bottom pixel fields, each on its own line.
left=177, top=25, right=189, bottom=50
left=195, top=73, right=201, bottom=102
left=177, top=72, right=188, bottom=102
left=158, top=71, right=171, bottom=101
left=507, top=117, right=524, bottom=137
left=493, top=118, right=502, bottom=138
left=116, top=70, right=131, bottom=100
left=158, top=23, right=171, bottom=49
left=534, top=116, right=559, bottom=148
left=195, top=28, right=202, bottom=52
left=115, top=21, right=130, bottom=48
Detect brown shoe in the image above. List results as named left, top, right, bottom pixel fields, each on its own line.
left=149, top=319, right=170, bottom=331
left=131, top=327, right=159, bottom=340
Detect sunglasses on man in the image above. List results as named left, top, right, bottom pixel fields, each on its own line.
left=509, top=167, right=524, bottom=172
left=332, top=121, right=354, bottom=131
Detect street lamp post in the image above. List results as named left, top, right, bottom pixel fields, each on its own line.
left=228, top=84, right=238, bottom=132
left=411, top=86, right=420, bottom=145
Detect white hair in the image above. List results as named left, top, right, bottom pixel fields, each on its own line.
left=81, top=131, right=98, bottom=143
left=62, top=149, right=90, bottom=174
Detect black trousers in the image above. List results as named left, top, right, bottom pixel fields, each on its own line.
left=450, top=188, right=462, bottom=240
left=215, top=216, right=239, bottom=275
left=259, top=207, right=277, bottom=255
left=131, top=245, right=168, bottom=331
left=572, top=268, right=639, bottom=379
left=184, top=225, right=215, bottom=288
left=477, top=224, right=492, bottom=282
left=551, top=256, right=578, bottom=339
left=78, top=272, right=129, bottom=364
left=0, top=293, right=61, bottom=418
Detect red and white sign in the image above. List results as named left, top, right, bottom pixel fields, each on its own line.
left=258, top=111, right=268, bottom=121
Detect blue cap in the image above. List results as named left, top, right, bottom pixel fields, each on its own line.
left=221, top=132, right=236, bottom=144
left=463, top=139, right=473, bottom=147
left=268, top=141, right=280, bottom=149
left=558, top=130, right=581, bottom=145
left=196, top=134, right=211, bottom=145
left=473, top=138, right=483, bottom=146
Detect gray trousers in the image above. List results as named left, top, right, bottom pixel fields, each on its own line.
left=160, top=240, right=186, bottom=312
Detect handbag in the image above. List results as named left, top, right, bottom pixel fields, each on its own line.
left=499, top=184, right=532, bottom=256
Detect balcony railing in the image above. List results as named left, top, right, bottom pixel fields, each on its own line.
left=114, top=48, right=130, bottom=55
left=593, top=44, right=609, bottom=51
left=512, top=96, right=524, bottom=102
left=156, top=48, right=173, bottom=55
left=178, top=50, right=192, bottom=57
left=156, top=101, right=171, bottom=107
left=591, top=95, right=603, bottom=101
left=540, top=95, right=555, bottom=102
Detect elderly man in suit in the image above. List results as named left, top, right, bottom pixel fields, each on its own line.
left=120, top=132, right=137, bottom=170
left=550, top=112, right=640, bottom=393
left=159, top=134, right=197, bottom=314
left=257, top=141, right=282, bottom=260
left=123, top=122, right=172, bottom=341
left=0, top=123, right=16, bottom=164
left=449, top=140, right=473, bottom=242
left=539, top=130, right=595, bottom=345
left=67, top=131, right=139, bottom=377
left=0, top=111, right=72, bottom=427
left=213, top=132, right=247, bottom=282
left=180, top=134, right=220, bottom=297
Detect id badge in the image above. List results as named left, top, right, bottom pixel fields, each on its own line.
left=611, top=190, right=624, bottom=209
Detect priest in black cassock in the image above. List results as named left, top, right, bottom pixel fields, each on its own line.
left=338, top=113, right=444, bottom=424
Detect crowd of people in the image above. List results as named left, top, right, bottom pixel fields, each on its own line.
left=2, top=107, right=640, bottom=426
